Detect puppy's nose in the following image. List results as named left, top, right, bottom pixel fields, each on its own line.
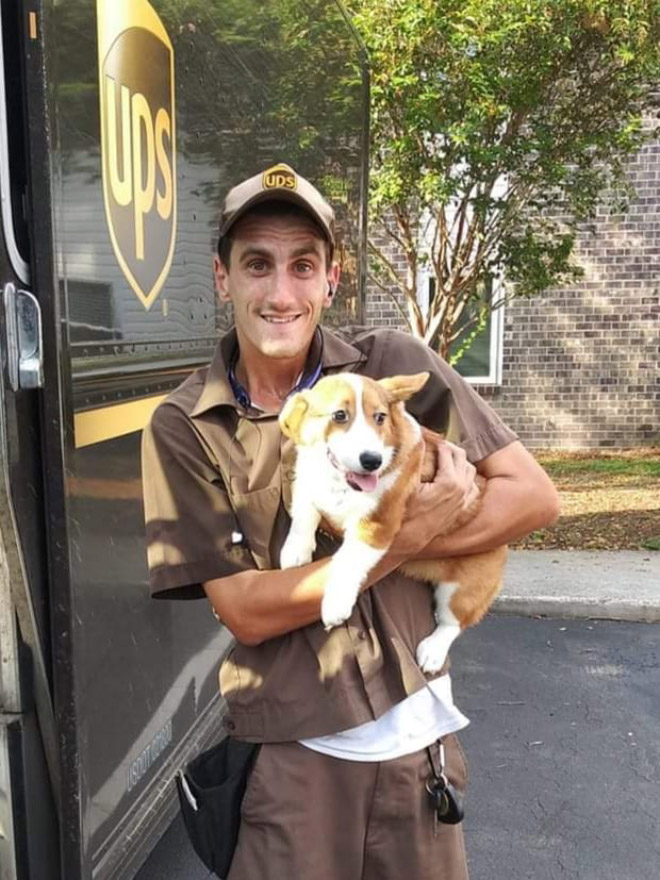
left=359, top=451, right=382, bottom=472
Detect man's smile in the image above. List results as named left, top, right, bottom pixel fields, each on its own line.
left=261, top=314, right=301, bottom=324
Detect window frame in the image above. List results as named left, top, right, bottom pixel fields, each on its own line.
left=0, top=5, right=30, bottom=284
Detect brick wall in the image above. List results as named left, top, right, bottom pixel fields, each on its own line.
left=364, top=228, right=410, bottom=327
left=364, top=146, right=660, bottom=450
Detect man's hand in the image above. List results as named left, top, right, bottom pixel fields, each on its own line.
left=396, top=439, right=479, bottom=556
left=414, top=440, right=561, bottom=560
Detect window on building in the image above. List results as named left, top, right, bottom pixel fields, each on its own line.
left=421, top=273, right=504, bottom=385
left=415, top=176, right=507, bottom=385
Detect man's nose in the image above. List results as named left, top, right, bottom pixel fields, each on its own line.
left=265, top=270, right=297, bottom=309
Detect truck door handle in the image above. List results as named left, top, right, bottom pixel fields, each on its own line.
left=3, top=282, right=44, bottom=391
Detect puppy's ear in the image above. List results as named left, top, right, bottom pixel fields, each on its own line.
left=279, top=392, right=310, bottom=441
left=378, top=371, right=430, bottom=403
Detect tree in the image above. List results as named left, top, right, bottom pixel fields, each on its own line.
left=351, top=0, right=660, bottom=361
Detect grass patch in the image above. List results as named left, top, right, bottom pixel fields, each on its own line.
left=642, top=537, right=660, bottom=551
left=539, top=458, right=660, bottom=479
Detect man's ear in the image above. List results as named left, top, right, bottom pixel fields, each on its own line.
left=213, top=255, right=231, bottom=303
left=378, top=372, right=430, bottom=403
left=279, top=392, right=310, bottom=442
left=323, top=260, right=341, bottom=309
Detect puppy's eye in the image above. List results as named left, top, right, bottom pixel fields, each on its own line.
left=374, top=412, right=387, bottom=426
left=332, top=409, right=349, bottom=423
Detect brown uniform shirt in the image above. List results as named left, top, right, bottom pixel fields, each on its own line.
left=141, top=326, right=518, bottom=742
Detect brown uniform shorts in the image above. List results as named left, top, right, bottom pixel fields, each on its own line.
left=228, top=733, right=469, bottom=880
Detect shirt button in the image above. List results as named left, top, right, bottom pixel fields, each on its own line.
left=224, top=719, right=235, bottom=731
left=358, top=630, right=368, bottom=641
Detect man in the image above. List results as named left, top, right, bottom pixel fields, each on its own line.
left=142, top=163, right=559, bottom=879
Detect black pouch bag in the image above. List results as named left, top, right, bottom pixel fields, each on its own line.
left=176, top=736, right=260, bottom=879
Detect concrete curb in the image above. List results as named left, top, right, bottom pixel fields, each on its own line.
left=493, top=594, right=660, bottom=623
left=492, top=550, right=660, bottom=623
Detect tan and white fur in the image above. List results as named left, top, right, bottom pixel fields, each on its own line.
left=279, top=372, right=507, bottom=673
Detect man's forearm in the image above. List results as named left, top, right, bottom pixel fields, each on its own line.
left=416, top=471, right=559, bottom=558
left=204, top=536, right=421, bottom=646
left=204, top=560, right=330, bottom=645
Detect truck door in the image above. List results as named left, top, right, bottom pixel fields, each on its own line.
left=0, top=1, right=60, bottom=877
left=0, top=1, right=367, bottom=878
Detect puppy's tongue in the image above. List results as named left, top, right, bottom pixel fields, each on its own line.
left=346, top=472, right=379, bottom=493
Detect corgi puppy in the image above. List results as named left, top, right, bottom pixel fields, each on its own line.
left=278, top=371, right=507, bottom=673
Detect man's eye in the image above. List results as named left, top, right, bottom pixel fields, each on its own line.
left=295, top=261, right=313, bottom=273
left=374, top=412, right=387, bottom=426
left=332, top=410, right=348, bottom=423
left=248, top=260, right=267, bottom=272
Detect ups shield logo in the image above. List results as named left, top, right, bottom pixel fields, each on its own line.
left=263, top=165, right=297, bottom=192
left=97, top=0, right=176, bottom=310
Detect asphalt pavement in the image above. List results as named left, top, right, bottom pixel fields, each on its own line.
left=453, top=613, right=660, bottom=880
left=135, top=550, right=660, bottom=880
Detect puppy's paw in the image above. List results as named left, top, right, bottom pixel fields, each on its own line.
left=415, top=625, right=461, bottom=674
left=416, top=637, right=449, bottom=675
left=321, top=584, right=358, bottom=630
left=280, top=534, right=315, bottom=569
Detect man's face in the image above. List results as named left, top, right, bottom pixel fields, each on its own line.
left=214, top=212, right=340, bottom=362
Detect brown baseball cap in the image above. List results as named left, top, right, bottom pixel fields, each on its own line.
left=218, top=163, right=335, bottom=245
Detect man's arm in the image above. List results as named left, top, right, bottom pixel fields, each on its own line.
left=204, top=533, right=436, bottom=646
left=413, top=440, right=560, bottom=558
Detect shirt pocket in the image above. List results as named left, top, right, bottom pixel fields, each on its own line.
left=280, top=437, right=297, bottom=516
left=229, top=485, right=281, bottom=570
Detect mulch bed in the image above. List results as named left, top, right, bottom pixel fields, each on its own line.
left=510, top=449, right=660, bottom=551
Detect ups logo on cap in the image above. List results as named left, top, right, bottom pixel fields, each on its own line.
left=97, top=0, right=176, bottom=310
left=262, top=164, right=298, bottom=192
